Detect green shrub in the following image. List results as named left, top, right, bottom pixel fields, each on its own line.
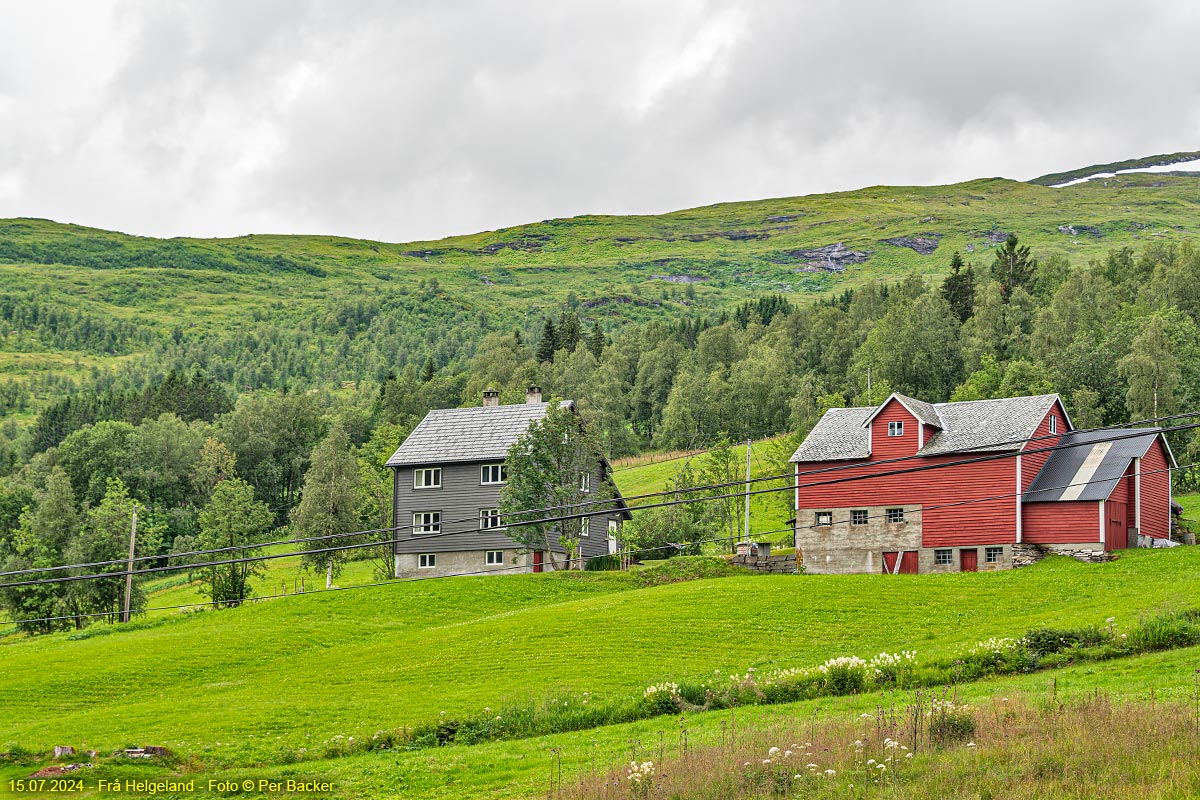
left=1024, top=625, right=1107, bottom=656
left=584, top=554, right=621, bottom=571
left=818, top=656, right=868, bottom=695
left=1126, top=613, right=1200, bottom=652
left=928, top=698, right=976, bottom=746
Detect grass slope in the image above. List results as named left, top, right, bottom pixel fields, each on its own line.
left=4, top=165, right=1200, bottom=405
left=2, top=548, right=1200, bottom=766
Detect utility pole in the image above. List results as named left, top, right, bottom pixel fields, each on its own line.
left=744, top=439, right=752, bottom=552
left=123, top=504, right=138, bottom=623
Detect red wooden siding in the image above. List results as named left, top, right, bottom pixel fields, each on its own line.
left=870, top=399, right=920, bottom=459
left=1140, top=439, right=1171, bottom=539
left=1022, top=501, right=1100, bottom=544
left=1020, top=400, right=1068, bottom=493
left=797, top=454, right=1016, bottom=547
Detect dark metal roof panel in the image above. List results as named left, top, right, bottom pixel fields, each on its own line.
left=1023, top=428, right=1160, bottom=503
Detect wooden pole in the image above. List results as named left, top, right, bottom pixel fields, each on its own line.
left=122, top=505, right=138, bottom=623
left=744, top=439, right=752, bottom=551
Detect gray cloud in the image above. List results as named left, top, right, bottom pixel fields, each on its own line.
left=0, top=0, right=1197, bottom=242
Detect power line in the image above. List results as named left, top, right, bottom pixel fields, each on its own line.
left=4, top=409, right=1191, bottom=582
left=0, top=432, right=1188, bottom=593
left=2, top=452, right=1186, bottom=631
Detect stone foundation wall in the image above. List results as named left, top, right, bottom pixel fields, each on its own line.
left=730, top=554, right=798, bottom=574
left=795, top=504, right=922, bottom=574
left=1011, top=542, right=1112, bottom=567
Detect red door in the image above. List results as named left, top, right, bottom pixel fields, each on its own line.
left=960, top=549, right=978, bottom=572
left=898, top=551, right=919, bottom=574
left=882, top=551, right=898, bottom=574
left=532, top=551, right=544, bottom=573
left=1105, top=501, right=1128, bottom=551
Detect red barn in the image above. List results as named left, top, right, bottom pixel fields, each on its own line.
left=790, top=393, right=1176, bottom=573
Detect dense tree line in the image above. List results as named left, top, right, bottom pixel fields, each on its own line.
left=4, top=236, right=1200, bottom=632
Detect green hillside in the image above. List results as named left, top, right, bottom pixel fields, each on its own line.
left=3, top=170, right=1200, bottom=409
left=2, top=547, right=1200, bottom=799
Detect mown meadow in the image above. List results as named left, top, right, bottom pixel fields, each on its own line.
left=3, top=548, right=1200, bottom=798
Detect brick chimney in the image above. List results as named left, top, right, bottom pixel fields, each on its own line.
left=482, top=388, right=500, bottom=407
left=526, top=385, right=542, bottom=404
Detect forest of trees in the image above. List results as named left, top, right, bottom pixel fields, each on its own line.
left=4, top=235, right=1200, bottom=632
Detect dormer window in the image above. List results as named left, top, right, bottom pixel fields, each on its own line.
left=1049, top=415, right=1058, bottom=434
left=887, top=421, right=904, bottom=437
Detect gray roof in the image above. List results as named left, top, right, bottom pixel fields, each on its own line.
left=789, top=407, right=873, bottom=462
left=1024, top=428, right=1165, bottom=503
left=864, top=393, right=942, bottom=428
left=791, top=394, right=1062, bottom=462
left=386, top=400, right=573, bottom=467
left=918, top=395, right=1061, bottom=456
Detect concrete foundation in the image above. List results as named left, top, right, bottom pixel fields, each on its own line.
left=394, top=549, right=539, bottom=578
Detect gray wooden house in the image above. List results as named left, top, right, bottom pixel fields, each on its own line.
left=385, top=386, right=630, bottom=577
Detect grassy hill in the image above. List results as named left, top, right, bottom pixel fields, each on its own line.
left=3, top=547, right=1200, bottom=798
left=4, top=166, right=1200, bottom=418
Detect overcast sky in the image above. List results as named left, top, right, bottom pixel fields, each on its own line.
left=1, top=1, right=1197, bottom=243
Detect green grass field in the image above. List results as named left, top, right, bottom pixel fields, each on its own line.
left=3, top=546, right=1200, bottom=799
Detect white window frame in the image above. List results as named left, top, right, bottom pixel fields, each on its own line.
left=418, top=553, right=436, bottom=569
left=815, top=511, right=833, bottom=526
left=885, top=508, right=905, bottom=524
left=1049, top=415, right=1058, bottom=434
left=485, top=550, right=503, bottom=565
left=480, top=464, right=508, bottom=485
left=414, top=467, right=442, bottom=489
left=480, top=508, right=503, bottom=531
left=580, top=473, right=591, bottom=493
left=985, top=546, right=1003, bottom=564
left=413, top=511, right=441, bottom=535
left=581, top=517, right=590, bottom=537
left=850, top=509, right=868, bottom=526
left=934, top=549, right=953, bottom=566
left=887, top=421, right=904, bottom=437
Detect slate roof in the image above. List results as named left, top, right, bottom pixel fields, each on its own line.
left=386, top=400, right=574, bottom=467
left=790, top=394, right=1062, bottom=462
left=864, top=393, right=942, bottom=428
left=1024, top=428, right=1167, bottom=503
left=789, top=407, right=874, bottom=462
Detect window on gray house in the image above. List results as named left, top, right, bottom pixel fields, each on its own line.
left=418, top=553, right=436, bottom=568
left=480, top=508, right=502, bottom=530
left=580, top=517, right=590, bottom=536
left=580, top=473, right=591, bottom=493
left=934, top=549, right=952, bottom=566
left=485, top=550, right=503, bottom=565
left=851, top=509, right=868, bottom=525
left=885, top=508, right=905, bottom=524
left=985, top=546, right=1003, bottom=564
left=413, top=511, right=441, bottom=535
left=481, top=464, right=508, bottom=485
left=888, top=421, right=904, bottom=437
left=815, top=511, right=833, bottom=526
left=414, top=467, right=442, bottom=489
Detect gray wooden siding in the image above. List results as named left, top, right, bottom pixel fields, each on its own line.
left=393, top=460, right=619, bottom=559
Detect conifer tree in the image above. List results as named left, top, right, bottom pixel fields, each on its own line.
left=536, top=318, right=559, bottom=363
left=940, top=251, right=976, bottom=322
left=586, top=321, right=606, bottom=360
left=992, top=234, right=1037, bottom=300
